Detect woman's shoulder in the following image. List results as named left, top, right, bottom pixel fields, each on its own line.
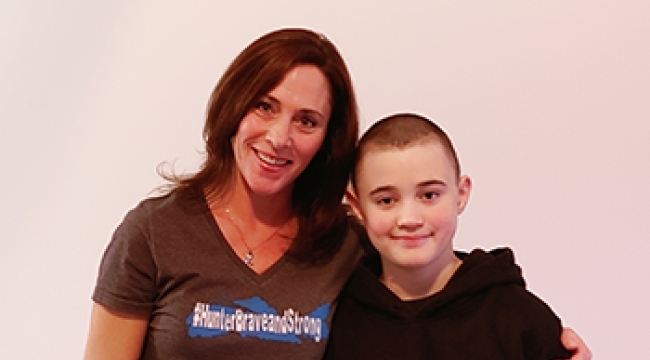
left=131, top=187, right=206, bottom=218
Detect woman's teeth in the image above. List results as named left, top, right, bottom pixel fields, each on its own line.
left=258, top=151, right=289, bottom=166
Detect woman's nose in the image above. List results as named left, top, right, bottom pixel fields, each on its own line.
left=265, top=114, right=292, bottom=148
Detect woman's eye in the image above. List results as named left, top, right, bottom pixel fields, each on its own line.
left=300, top=116, right=316, bottom=128
left=256, top=101, right=272, bottom=112
left=294, top=115, right=321, bottom=133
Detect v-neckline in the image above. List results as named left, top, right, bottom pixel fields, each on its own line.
left=200, top=194, right=290, bottom=283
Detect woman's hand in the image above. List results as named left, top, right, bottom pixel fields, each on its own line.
left=559, top=327, right=592, bottom=360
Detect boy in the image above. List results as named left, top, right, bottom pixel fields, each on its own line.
left=324, top=113, right=571, bottom=359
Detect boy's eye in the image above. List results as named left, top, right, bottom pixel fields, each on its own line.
left=420, top=191, right=440, bottom=201
left=375, top=197, right=394, bottom=206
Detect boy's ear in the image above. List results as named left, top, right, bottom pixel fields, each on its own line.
left=344, top=186, right=365, bottom=224
left=457, top=175, right=472, bottom=215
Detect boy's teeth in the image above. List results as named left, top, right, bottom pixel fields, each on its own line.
left=258, top=152, right=288, bottom=166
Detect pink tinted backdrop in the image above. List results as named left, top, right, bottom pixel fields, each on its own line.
left=1, top=1, right=648, bottom=358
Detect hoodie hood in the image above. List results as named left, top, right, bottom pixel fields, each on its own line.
left=345, top=248, right=526, bottom=318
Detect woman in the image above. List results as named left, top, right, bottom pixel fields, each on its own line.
left=85, top=28, right=362, bottom=360
left=84, top=28, right=591, bottom=360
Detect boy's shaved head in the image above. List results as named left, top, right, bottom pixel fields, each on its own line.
left=353, top=113, right=461, bottom=189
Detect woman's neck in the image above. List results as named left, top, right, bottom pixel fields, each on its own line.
left=214, top=175, right=295, bottom=227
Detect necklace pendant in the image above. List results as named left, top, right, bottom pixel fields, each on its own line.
left=244, top=251, right=254, bottom=266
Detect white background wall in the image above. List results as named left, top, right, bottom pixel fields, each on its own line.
left=2, top=1, right=648, bottom=358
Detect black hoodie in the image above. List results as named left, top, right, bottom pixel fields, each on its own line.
left=324, top=248, right=571, bottom=359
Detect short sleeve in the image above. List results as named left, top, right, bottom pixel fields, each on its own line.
left=91, top=204, right=157, bottom=316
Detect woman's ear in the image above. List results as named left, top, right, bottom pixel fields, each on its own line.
left=343, top=186, right=365, bottom=224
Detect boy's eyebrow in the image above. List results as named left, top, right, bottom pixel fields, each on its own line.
left=367, top=185, right=396, bottom=196
left=366, top=179, right=447, bottom=196
left=418, top=179, right=448, bottom=187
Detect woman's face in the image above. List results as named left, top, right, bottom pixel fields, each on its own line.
left=232, top=65, right=332, bottom=198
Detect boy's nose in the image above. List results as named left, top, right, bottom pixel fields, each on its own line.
left=397, top=203, right=424, bottom=228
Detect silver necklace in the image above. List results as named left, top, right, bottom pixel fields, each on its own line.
left=224, top=207, right=289, bottom=267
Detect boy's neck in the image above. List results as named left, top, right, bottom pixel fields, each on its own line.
left=379, top=253, right=462, bottom=301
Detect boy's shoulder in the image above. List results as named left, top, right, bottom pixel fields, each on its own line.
left=456, top=247, right=564, bottom=327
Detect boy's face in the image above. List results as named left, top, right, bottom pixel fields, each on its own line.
left=350, top=141, right=471, bottom=272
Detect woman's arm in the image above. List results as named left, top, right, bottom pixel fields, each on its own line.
left=560, top=327, right=592, bottom=360
left=83, top=303, right=148, bottom=360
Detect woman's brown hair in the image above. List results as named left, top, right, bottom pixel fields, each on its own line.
left=163, top=28, right=359, bottom=263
